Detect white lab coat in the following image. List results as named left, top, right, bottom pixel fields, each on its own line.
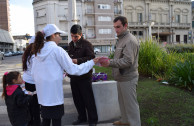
left=31, top=41, right=94, bottom=106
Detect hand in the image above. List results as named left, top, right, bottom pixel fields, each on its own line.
left=100, top=60, right=110, bottom=67
left=72, top=59, right=77, bottom=64
left=93, top=57, right=100, bottom=64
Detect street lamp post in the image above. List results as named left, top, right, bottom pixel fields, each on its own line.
left=149, top=22, right=155, bottom=40
left=144, top=21, right=155, bottom=40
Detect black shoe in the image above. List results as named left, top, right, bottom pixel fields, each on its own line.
left=72, top=119, right=87, bottom=125
left=89, top=123, right=97, bottom=126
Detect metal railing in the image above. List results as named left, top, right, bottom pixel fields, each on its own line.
left=114, top=10, right=121, bottom=14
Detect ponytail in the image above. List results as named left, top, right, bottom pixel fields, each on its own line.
left=22, top=43, right=34, bottom=71
left=1, top=71, right=20, bottom=99
left=32, top=31, right=45, bottom=56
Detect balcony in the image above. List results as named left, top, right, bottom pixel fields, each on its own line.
left=128, top=22, right=191, bottom=29
left=153, top=23, right=171, bottom=28
left=58, top=15, right=67, bottom=21
left=85, top=9, right=94, bottom=14
left=128, top=22, right=144, bottom=27
left=114, top=10, right=121, bottom=15
left=84, top=0, right=94, bottom=2
left=86, top=34, right=96, bottom=39
left=85, top=22, right=95, bottom=27
left=171, top=23, right=191, bottom=28
left=114, top=0, right=122, bottom=3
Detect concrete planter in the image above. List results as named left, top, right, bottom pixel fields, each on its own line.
left=92, top=81, right=121, bottom=122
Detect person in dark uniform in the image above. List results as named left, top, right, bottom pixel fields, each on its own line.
left=68, top=24, right=98, bottom=126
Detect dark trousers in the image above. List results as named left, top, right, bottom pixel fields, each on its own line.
left=25, top=82, right=41, bottom=126
left=41, top=104, right=64, bottom=126
left=70, top=77, right=98, bottom=123
left=42, top=118, right=61, bottom=126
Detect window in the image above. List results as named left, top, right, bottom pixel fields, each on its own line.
left=99, top=29, right=112, bottom=34
left=192, top=21, right=194, bottom=28
left=139, top=31, right=143, bottom=36
left=98, top=4, right=111, bottom=9
left=175, top=15, right=180, bottom=23
left=98, top=16, right=111, bottom=21
left=61, top=36, right=68, bottom=40
left=137, top=13, right=142, bottom=22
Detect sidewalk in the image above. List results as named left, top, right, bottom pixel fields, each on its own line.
left=0, top=77, right=118, bottom=126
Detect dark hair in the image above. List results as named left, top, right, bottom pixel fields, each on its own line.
left=2, top=71, right=20, bottom=99
left=70, top=24, right=82, bottom=35
left=22, top=43, right=34, bottom=71
left=32, top=31, right=45, bottom=56
left=113, top=16, right=128, bottom=26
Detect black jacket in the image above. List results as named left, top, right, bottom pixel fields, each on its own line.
left=5, top=86, right=31, bottom=126
left=68, top=37, right=95, bottom=79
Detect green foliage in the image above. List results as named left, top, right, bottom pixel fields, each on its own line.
left=168, top=56, right=194, bottom=91
left=108, top=51, right=114, bottom=59
left=138, top=40, right=194, bottom=90
left=166, top=44, right=194, bottom=53
left=138, top=40, right=169, bottom=78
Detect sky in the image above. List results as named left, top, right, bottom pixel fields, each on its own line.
left=9, top=0, right=194, bottom=36
left=9, top=0, right=34, bottom=36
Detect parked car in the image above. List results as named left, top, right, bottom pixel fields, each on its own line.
left=94, top=48, right=101, bottom=54
left=4, top=52, right=12, bottom=57
left=0, top=51, right=4, bottom=60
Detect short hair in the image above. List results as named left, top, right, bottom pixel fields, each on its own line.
left=113, top=16, right=128, bottom=26
left=70, top=24, right=82, bottom=35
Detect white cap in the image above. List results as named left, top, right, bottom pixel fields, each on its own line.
left=29, top=36, right=35, bottom=44
left=43, top=24, right=66, bottom=39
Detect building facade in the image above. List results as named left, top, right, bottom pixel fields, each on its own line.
left=0, top=0, right=10, bottom=32
left=0, top=29, right=14, bottom=52
left=13, top=35, right=30, bottom=51
left=32, top=0, right=123, bottom=52
left=123, top=0, right=192, bottom=44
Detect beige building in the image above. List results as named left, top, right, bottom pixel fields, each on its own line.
left=32, top=0, right=123, bottom=52
left=0, top=0, right=10, bottom=32
left=123, top=0, right=192, bottom=44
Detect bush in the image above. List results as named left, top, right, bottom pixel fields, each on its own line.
left=138, top=40, right=169, bottom=78
left=166, top=44, right=194, bottom=53
left=168, top=54, right=194, bottom=91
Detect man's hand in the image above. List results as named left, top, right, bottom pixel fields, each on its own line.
left=72, top=59, right=77, bottom=64
left=93, top=57, right=100, bottom=64
left=100, top=60, right=110, bottom=67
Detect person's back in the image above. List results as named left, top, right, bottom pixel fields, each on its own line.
left=32, top=41, right=66, bottom=106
